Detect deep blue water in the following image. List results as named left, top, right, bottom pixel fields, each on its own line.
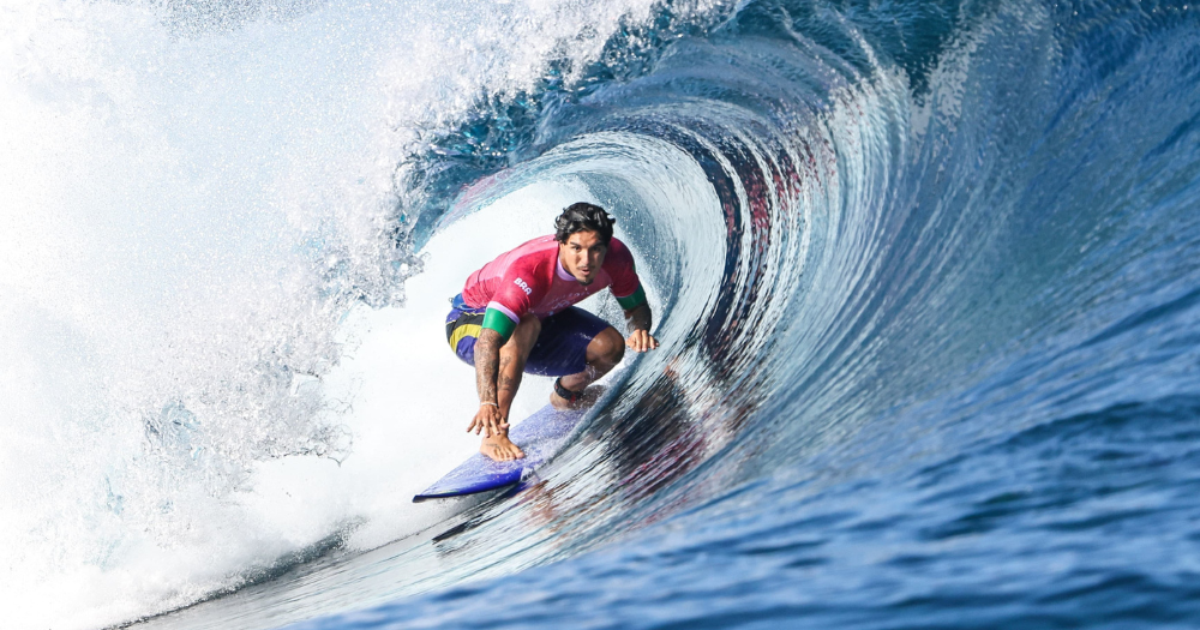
left=65, top=0, right=1200, bottom=627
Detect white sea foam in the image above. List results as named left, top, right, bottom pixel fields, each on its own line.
left=0, top=0, right=711, bottom=626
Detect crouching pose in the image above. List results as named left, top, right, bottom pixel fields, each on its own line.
left=444, top=203, right=658, bottom=461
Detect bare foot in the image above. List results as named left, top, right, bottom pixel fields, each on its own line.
left=481, top=433, right=525, bottom=462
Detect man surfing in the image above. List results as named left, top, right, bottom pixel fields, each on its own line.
left=444, top=202, right=658, bottom=462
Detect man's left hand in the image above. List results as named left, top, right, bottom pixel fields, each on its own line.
left=626, top=330, right=659, bottom=353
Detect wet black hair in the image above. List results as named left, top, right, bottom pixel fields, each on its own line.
left=554, top=202, right=615, bottom=245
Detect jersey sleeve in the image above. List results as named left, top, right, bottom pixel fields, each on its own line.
left=482, top=262, right=548, bottom=338
left=605, top=239, right=646, bottom=309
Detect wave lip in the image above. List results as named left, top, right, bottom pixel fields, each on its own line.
left=288, top=0, right=1200, bottom=627
left=13, top=0, right=1200, bottom=627
left=1, top=0, right=726, bottom=628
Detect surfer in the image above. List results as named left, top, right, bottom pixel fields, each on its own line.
left=444, top=202, right=658, bottom=461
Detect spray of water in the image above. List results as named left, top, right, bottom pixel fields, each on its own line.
left=0, top=0, right=719, bottom=626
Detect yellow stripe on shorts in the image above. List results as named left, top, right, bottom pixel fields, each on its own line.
left=449, top=323, right=482, bottom=350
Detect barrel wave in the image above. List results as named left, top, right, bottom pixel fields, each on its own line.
left=6, top=0, right=1200, bottom=628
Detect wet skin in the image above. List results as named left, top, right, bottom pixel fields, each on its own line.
left=469, top=230, right=659, bottom=462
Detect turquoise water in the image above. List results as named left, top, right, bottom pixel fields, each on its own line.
left=289, top=1, right=1200, bottom=626
left=6, top=0, right=1200, bottom=628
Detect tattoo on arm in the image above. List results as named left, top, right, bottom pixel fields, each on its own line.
left=475, top=328, right=503, bottom=404
left=624, top=303, right=653, bottom=334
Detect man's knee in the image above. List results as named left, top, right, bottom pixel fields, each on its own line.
left=588, top=327, right=625, bottom=365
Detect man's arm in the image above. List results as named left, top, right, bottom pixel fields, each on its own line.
left=468, top=328, right=508, bottom=437
left=623, top=303, right=658, bottom=353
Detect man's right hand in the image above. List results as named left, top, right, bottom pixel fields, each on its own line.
left=467, top=403, right=508, bottom=437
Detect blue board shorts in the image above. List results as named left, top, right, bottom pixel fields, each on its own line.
left=445, top=294, right=611, bottom=377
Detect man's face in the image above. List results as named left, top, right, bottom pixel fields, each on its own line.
left=559, top=230, right=607, bottom=285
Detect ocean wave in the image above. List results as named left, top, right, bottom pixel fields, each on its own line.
left=6, top=0, right=1200, bottom=627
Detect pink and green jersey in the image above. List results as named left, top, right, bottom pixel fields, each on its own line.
left=460, top=235, right=646, bottom=340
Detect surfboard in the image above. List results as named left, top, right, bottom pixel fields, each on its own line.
left=413, top=404, right=587, bottom=502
